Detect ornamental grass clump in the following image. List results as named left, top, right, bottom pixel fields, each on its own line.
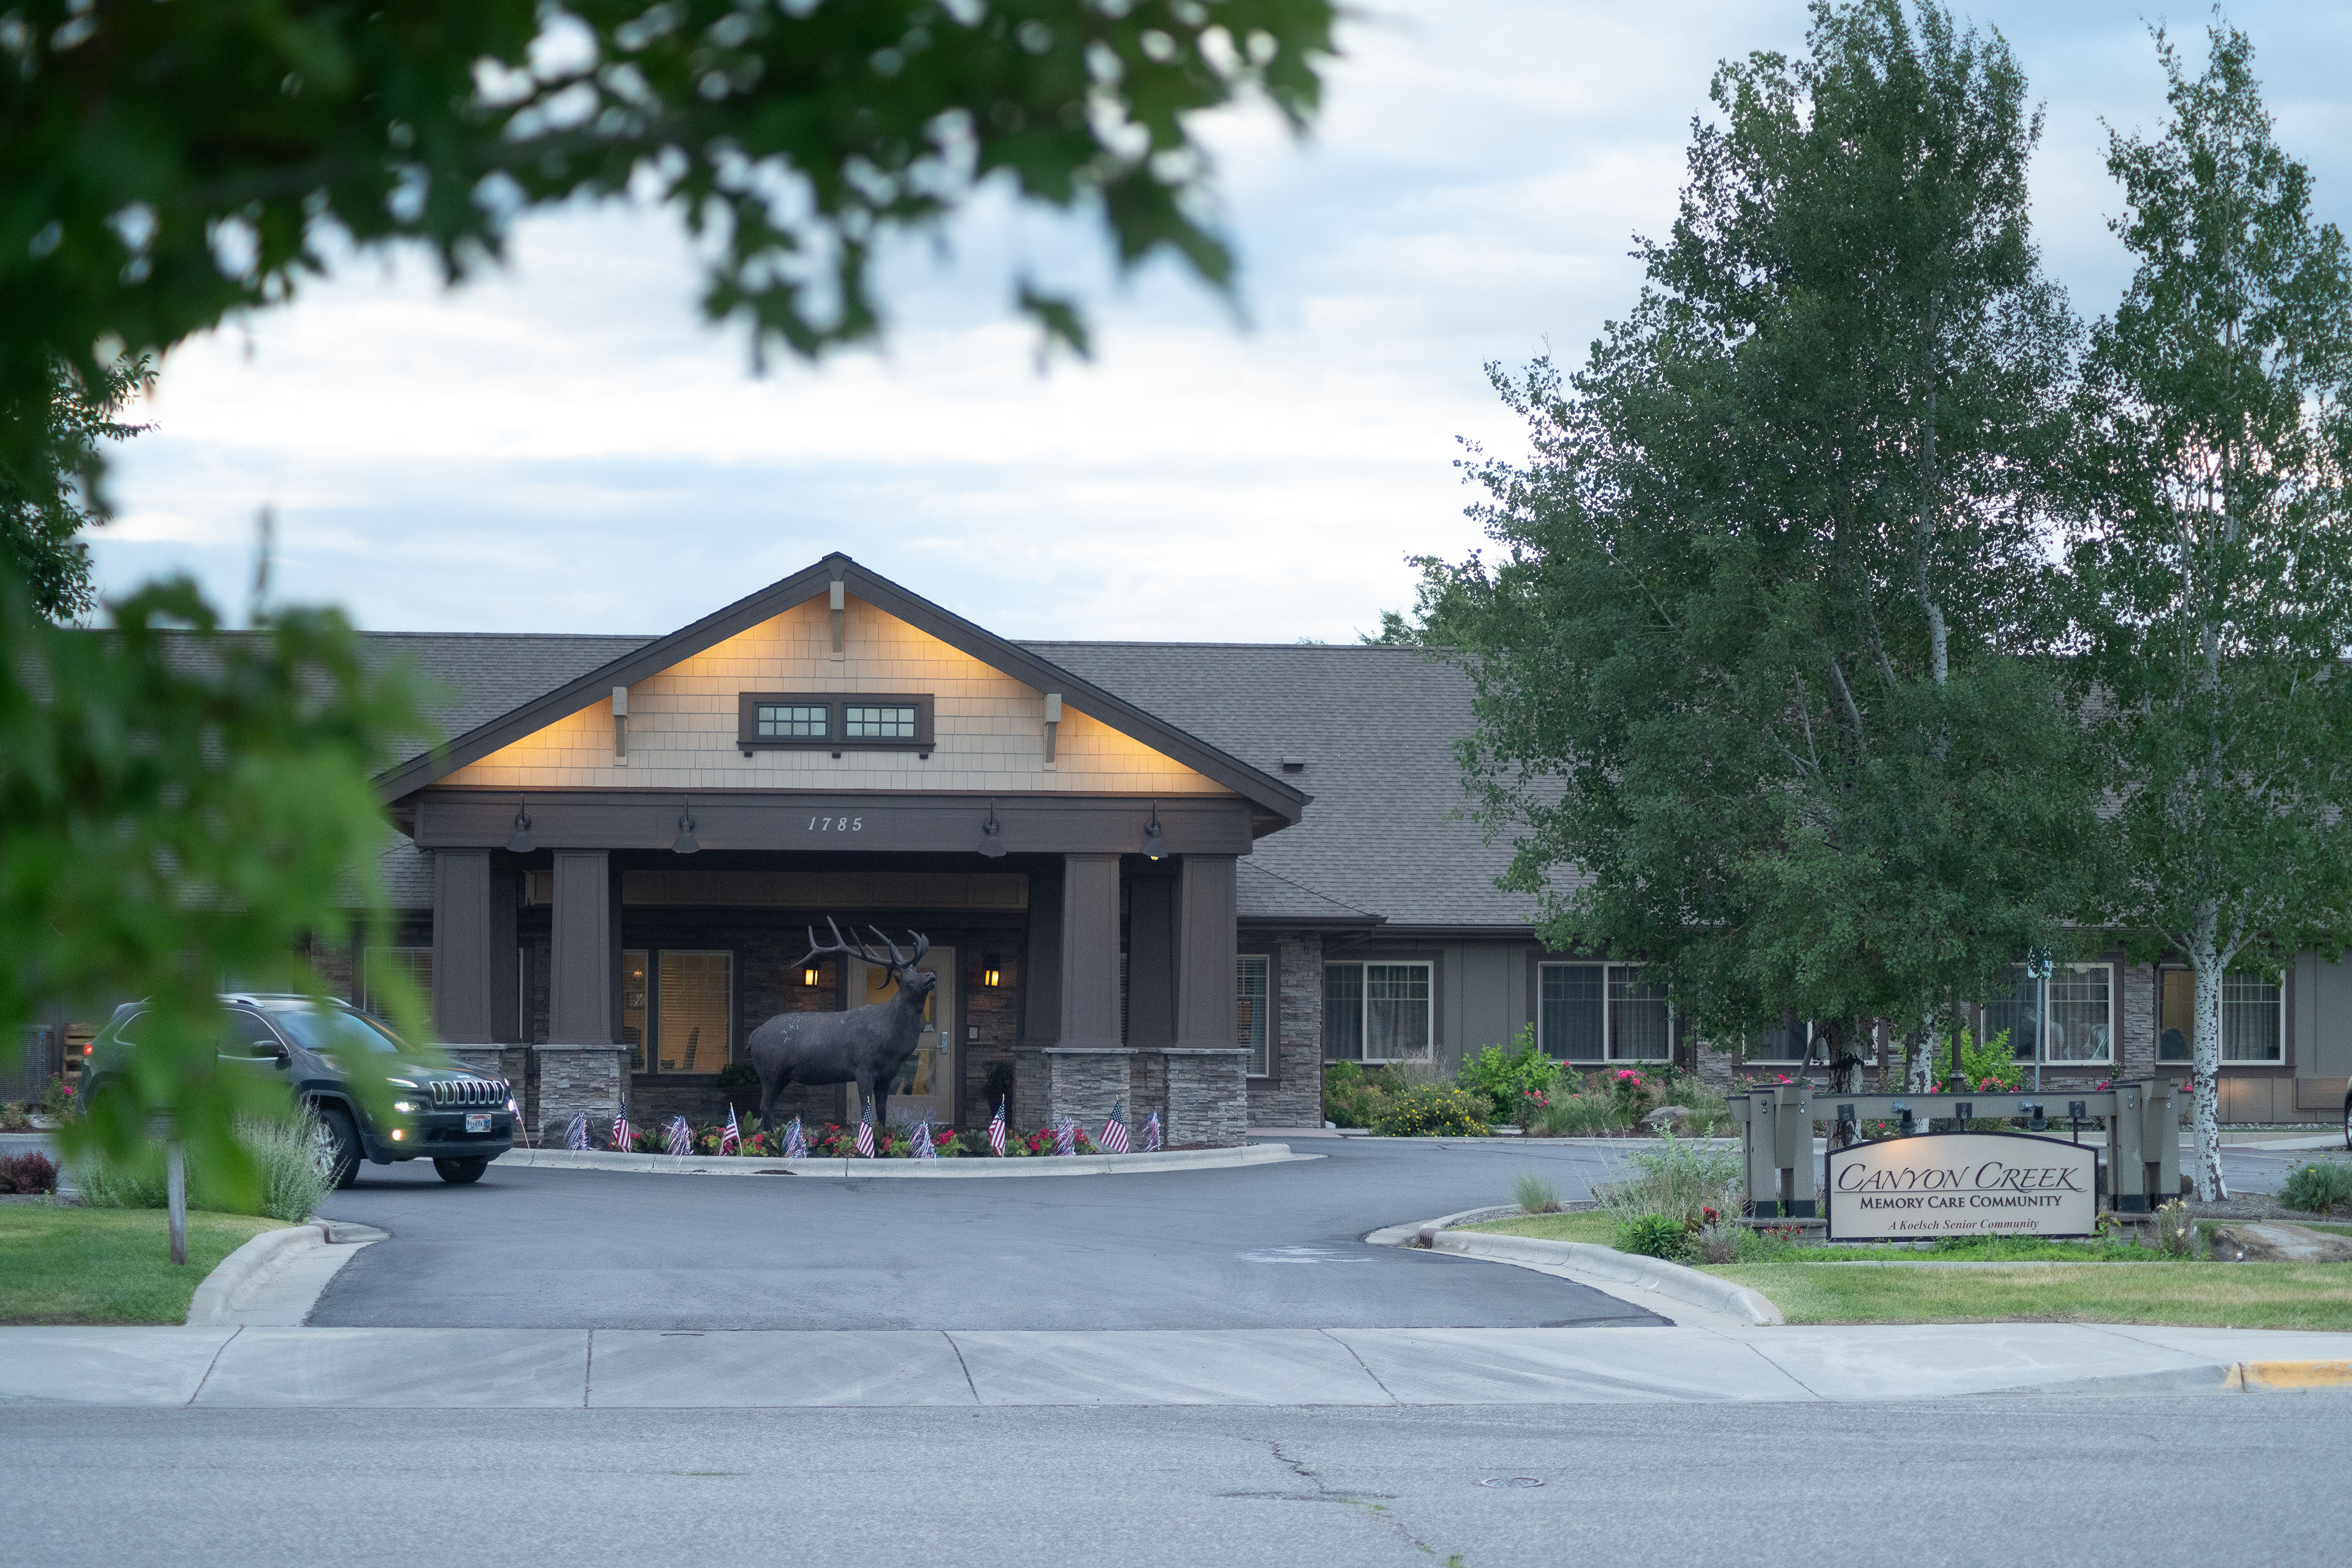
left=2279, top=1159, right=2352, bottom=1215
left=1530, top=1093, right=1626, bottom=1137
left=1370, top=1085, right=1490, bottom=1138
left=74, top=1112, right=326, bottom=1222
left=1510, top=1170, right=1563, bottom=1214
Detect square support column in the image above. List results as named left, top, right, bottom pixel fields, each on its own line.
left=550, top=850, right=619, bottom=1046
left=1016, top=853, right=1131, bottom=1131
left=1172, top=855, right=1238, bottom=1051
left=1058, top=853, right=1123, bottom=1050
left=432, top=853, right=519, bottom=1046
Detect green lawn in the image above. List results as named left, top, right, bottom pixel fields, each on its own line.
left=0, top=1204, right=288, bottom=1325
left=1466, top=1210, right=2352, bottom=1329
left=1711, top=1261, right=2352, bottom=1330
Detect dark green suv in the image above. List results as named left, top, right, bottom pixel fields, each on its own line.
left=85, top=994, right=515, bottom=1186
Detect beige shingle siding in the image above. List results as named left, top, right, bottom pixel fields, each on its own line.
left=442, top=597, right=1227, bottom=796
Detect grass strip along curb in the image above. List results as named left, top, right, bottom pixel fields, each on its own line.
left=498, top=1142, right=1305, bottom=1178
left=1419, top=1228, right=1784, bottom=1326
left=0, top=1207, right=287, bottom=1325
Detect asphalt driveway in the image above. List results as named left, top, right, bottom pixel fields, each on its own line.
left=310, top=1136, right=1655, bottom=1332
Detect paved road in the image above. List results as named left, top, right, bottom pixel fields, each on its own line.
left=309, top=1137, right=1658, bottom=1331
left=12, top=1394, right=2347, bottom=1567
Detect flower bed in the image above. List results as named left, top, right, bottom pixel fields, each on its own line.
left=597, top=1118, right=1132, bottom=1158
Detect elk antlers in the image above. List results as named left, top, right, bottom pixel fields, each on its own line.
left=794, top=916, right=930, bottom=976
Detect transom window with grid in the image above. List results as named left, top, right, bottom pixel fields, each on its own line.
left=754, top=703, right=828, bottom=739
left=1322, top=962, right=1431, bottom=1062
left=1539, top=962, right=1669, bottom=1062
left=844, top=704, right=918, bottom=739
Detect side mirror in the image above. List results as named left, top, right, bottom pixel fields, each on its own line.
left=250, top=1042, right=289, bottom=1066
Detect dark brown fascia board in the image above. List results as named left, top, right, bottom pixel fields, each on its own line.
left=374, top=552, right=1309, bottom=824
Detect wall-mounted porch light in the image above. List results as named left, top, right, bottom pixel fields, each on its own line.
left=1141, top=802, right=1165, bottom=860
left=802, top=965, right=821, bottom=987
left=981, top=962, right=1003, bottom=988
left=506, top=799, right=535, bottom=854
left=979, top=802, right=1007, bottom=859
left=672, top=802, right=699, bottom=855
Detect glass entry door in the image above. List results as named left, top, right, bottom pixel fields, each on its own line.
left=852, top=946, right=954, bottom=1128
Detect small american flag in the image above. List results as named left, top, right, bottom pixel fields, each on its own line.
left=666, top=1115, right=692, bottom=1157
left=720, top=1106, right=741, bottom=1154
left=988, top=1096, right=1008, bottom=1156
left=1054, top=1118, right=1077, bottom=1155
left=783, top=1117, right=807, bottom=1159
left=1142, top=1111, right=1161, bottom=1153
left=911, top=1119, right=937, bottom=1159
left=1099, top=1100, right=1131, bottom=1154
left=854, top=1098, right=876, bottom=1158
left=612, top=1113, right=631, bottom=1152
left=565, top=1110, right=589, bottom=1151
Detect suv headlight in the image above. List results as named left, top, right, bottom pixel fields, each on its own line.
left=392, top=1100, right=418, bottom=1114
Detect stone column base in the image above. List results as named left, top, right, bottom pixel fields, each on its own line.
left=530, top=1044, right=631, bottom=1147
left=440, top=1045, right=531, bottom=1139
left=1027, top=1047, right=1135, bottom=1131
left=1162, top=1048, right=1249, bottom=1148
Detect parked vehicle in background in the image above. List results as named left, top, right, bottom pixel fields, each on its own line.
left=83, top=995, right=514, bottom=1186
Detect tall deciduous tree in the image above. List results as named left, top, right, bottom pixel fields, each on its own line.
left=1444, top=1, right=2098, bottom=1088
left=0, top=356, right=151, bottom=624
left=2067, top=24, right=2352, bottom=1199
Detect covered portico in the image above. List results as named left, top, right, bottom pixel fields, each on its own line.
left=379, top=554, right=1306, bottom=1147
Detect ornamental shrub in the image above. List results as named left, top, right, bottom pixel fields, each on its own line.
left=0, top=1150, right=58, bottom=1193
left=1613, top=1212, right=1694, bottom=1262
left=1510, top=1169, right=1562, bottom=1214
left=714, top=1061, right=758, bottom=1088
left=1456, top=1030, right=1558, bottom=1119
left=1529, top=1093, right=1626, bottom=1137
left=1324, top=1061, right=1401, bottom=1129
left=2280, top=1159, right=2352, bottom=1215
left=1369, top=1085, right=1489, bottom=1138
left=74, top=1113, right=325, bottom=1221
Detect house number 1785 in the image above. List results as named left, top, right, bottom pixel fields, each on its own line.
left=809, top=816, right=863, bottom=832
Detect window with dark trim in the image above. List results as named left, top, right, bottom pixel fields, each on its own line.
left=1322, top=962, right=1431, bottom=1062
left=737, top=693, right=933, bottom=750
left=1237, top=955, right=1271, bottom=1076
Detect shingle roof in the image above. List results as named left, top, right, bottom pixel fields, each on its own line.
left=352, top=633, right=1542, bottom=930
left=1022, top=643, right=1544, bottom=931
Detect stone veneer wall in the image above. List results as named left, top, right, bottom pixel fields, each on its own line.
left=960, top=951, right=1022, bottom=1124
left=1165, top=1049, right=1249, bottom=1147
left=1248, top=932, right=1324, bottom=1127
left=1020, top=1048, right=1132, bottom=1131
left=533, top=1045, right=629, bottom=1146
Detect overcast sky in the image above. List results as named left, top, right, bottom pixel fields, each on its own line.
left=88, top=1, right=2352, bottom=645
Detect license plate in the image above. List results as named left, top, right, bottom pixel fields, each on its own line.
left=466, top=1113, right=491, bottom=1134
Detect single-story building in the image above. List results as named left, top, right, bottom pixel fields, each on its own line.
left=18, top=552, right=2350, bottom=1137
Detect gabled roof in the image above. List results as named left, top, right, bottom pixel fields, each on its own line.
left=372, top=553, right=1308, bottom=825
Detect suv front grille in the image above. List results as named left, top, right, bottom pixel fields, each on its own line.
left=429, top=1077, right=510, bottom=1109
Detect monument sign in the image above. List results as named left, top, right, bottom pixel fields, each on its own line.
left=1826, top=1132, right=2100, bottom=1241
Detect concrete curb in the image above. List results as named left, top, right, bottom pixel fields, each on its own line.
left=1418, top=1231, right=1786, bottom=1327
left=186, top=1224, right=317, bottom=1326
left=497, top=1142, right=1308, bottom=1178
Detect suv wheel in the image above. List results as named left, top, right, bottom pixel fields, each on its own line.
left=311, top=1105, right=360, bottom=1189
left=434, top=1156, right=488, bottom=1185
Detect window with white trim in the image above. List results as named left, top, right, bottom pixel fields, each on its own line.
left=2160, top=967, right=2285, bottom=1064
left=1539, top=962, right=1669, bottom=1062
left=1982, top=963, right=2113, bottom=1065
left=1237, top=955, right=1270, bottom=1077
left=1322, top=962, right=1431, bottom=1061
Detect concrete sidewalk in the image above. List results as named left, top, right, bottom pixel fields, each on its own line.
left=5, top=1322, right=2348, bottom=1409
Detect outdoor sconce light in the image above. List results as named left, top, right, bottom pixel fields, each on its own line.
left=979, top=802, right=1007, bottom=859
left=1893, top=1099, right=1915, bottom=1136
left=1141, top=802, right=1166, bottom=860
left=802, top=965, right=821, bottom=988
left=672, top=802, right=699, bottom=855
left=506, top=799, right=535, bottom=854
left=982, top=964, right=1003, bottom=988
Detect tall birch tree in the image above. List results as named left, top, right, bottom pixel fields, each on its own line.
left=1443, top=1, right=2098, bottom=1082
left=2068, top=24, right=2352, bottom=1199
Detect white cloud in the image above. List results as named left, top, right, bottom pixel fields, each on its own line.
left=88, top=0, right=2351, bottom=643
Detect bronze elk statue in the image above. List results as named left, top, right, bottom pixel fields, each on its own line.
left=747, top=920, right=937, bottom=1130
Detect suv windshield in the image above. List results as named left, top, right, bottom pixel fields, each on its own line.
left=271, top=1007, right=409, bottom=1055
